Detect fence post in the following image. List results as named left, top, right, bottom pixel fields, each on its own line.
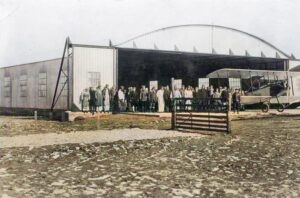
left=227, top=94, right=232, bottom=133
left=208, top=100, right=210, bottom=130
left=228, top=92, right=232, bottom=112
left=34, top=111, right=38, bottom=120
left=226, top=111, right=231, bottom=133
left=171, top=99, right=176, bottom=130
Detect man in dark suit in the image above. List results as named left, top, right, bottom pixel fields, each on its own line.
left=232, top=89, right=241, bottom=114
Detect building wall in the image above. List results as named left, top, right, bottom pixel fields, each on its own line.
left=293, top=78, right=300, bottom=97
left=289, top=60, right=300, bottom=70
left=72, top=46, right=116, bottom=109
left=291, top=74, right=300, bottom=97
left=288, top=60, right=300, bottom=97
left=0, top=58, right=68, bottom=110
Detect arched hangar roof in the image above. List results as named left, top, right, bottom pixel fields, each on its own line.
left=115, top=24, right=290, bottom=59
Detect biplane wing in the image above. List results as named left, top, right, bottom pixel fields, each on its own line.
left=207, top=68, right=300, bottom=79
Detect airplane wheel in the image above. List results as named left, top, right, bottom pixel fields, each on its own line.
left=277, top=104, right=285, bottom=112
left=261, top=103, right=269, bottom=113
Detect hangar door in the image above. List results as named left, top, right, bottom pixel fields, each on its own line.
left=72, top=46, right=117, bottom=110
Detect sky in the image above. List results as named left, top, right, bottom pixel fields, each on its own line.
left=0, top=0, right=300, bottom=67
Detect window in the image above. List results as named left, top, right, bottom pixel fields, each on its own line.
left=88, top=72, right=101, bottom=87
left=38, top=72, right=47, bottom=97
left=198, top=78, right=210, bottom=88
left=59, top=73, right=68, bottom=97
left=172, top=79, right=182, bottom=90
left=20, top=74, right=28, bottom=97
left=149, top=81, right=158, bottom=90
left=4, top=77, right=11, bottom=98
left=229, top=78, right=241, bottom=90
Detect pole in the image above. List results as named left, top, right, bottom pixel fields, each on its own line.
left=171, top=99, right=176, bottom=130
left=34, top=111, right=38, bottom=120
left=226, top=111, right=231, bottom=133
left=67, top=37, right=70, bottom=110
left=250, top=71, right=253, bottom=94
left=171, top=77, right=174, bottom=93
left=51, top=38, right=69, bottom=111
left=291, top=76, right=294, bottom=96
left=286, top=60, right=290, bottom=103
left=228, top=92, right=232, bottom=112
left=227, top=93, right=232, bottom=133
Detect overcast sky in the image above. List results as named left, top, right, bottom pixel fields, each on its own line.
left=0, top=0, right=300, bottom=67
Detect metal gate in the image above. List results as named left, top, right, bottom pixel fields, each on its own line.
left=171, top=98, right=231, bottom=133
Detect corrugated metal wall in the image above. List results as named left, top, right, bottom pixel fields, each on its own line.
left=0, top=58, right=68, bottom=110
left=72, top=46, right=116, bottom=109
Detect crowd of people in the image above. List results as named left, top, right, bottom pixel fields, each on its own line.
left=79, top=84, right=242, bottom=114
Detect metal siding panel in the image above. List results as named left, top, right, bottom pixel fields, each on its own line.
left=0, top=59, right=68, bottom=110
left=289, top=60, right=300, bottom=70
left=293, top=75, right=300, bottom=97
left=52, top=58, right=69, bottom=109
left=73, top=47, right=116, bottom=109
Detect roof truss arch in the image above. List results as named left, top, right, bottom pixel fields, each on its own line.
left=114, top=24, right=290, bottom=59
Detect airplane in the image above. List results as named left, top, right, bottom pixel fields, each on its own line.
left=206, top=68, right=300, bottom=112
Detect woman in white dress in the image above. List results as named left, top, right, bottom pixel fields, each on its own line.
left=156, top=87, right=165, bottom=112
left=103, top=85, right=110, bottom=112
left=80, top=88, right=90, bottom=112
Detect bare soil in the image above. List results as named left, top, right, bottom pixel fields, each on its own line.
left=0, top=115, right=300, bottom=197
left=0, top=115, right=171, bottom=137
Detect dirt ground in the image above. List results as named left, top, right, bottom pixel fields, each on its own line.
left=0, top=129, right=202, bottom=148
left=0, top=115, right=171, bottom=137
left=0, top=115, right=300, bottom=197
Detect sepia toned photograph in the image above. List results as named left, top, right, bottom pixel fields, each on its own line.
left=0, top=0, right=300, bottom=197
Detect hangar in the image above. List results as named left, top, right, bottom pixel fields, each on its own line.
left=1, top=24, right=300, bottom=113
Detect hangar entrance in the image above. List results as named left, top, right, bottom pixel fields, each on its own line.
left=117, top=48, right=286, bottom=89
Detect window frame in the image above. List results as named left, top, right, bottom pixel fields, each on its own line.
left=38, top=72, right=47, bottom=97
left=4, top=77, right=11, bottom=98
left=19, top=74, right=28, bottom=97
left=88, top=72, right=101, bottom=87
left=229, top=78, right=241, bottom=90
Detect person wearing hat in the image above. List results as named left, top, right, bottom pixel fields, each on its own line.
left=89, top=87, right=97, bottom=114
left=163, top=86, right=171, bottom=112
left=140, top=85, right=148, bottom=112
left=95, top=85, right=103, bottom=112
left=118, top=86, right=126, bottom=112
left=232, top=89, right=241, bottom=114
left=149, top=87, right=158, bottom=112
left=171, top=86, right=181, bottom=111
left=103, top=84, right=110, bottom=112
left=80, top=88, right=90, bottom=112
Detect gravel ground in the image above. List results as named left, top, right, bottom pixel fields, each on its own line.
left=0, top=116, right=300, bottom=197
left=0, top=128, right=201, bottom=148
